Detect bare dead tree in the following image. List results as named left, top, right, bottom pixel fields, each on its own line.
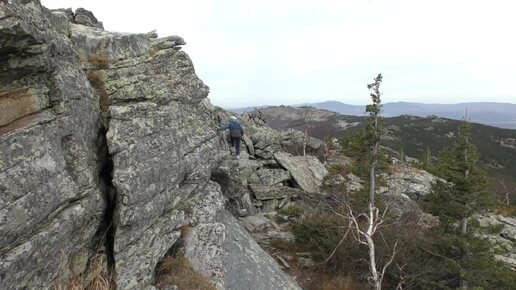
left=301, top=107, right=315, bottom=156
left=321, top=74, right=400, bottom=290
left=498, top=179, right=512, bottom=206
left=322, top=195, right=399, bottom=290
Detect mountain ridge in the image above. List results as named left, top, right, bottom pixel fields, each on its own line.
left=230, top=101, right=516, bottom=129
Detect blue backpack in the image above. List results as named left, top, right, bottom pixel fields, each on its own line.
left=229, top=122, right=242, bottom=137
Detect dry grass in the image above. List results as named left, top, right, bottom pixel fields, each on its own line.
left=316, top=275, right=365, bottom=290
left=146, top=48, right=158, bottom=57
left=496, top=204, right=516, bottom=217
left=54, top=255, right=114, bottom=290
left=155, top=256, right=216, bottom=290
left=88, top=53, right=112, bottom=69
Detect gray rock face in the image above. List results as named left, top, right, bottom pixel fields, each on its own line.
left=221, top=211, right=302, bottom=290
left=0, top=1, right=105, bottom=288
left=72, top=25, right=225, bottom=288
left=477, top=214, right=516, bottom=269
left=181, top=212, right=303, bottom=290
left=2, top=2, right=305, bottom=289
left=381, top=165, right=437, bottom=199
left=274, top=151, right=328, bottom=193
left=74, top=8, right=104, bottom=29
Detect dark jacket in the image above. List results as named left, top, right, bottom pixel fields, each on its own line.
left=218, top=119, right=245, bottom=136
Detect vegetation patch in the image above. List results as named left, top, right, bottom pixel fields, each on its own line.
left=88, top=52, right=112, bottom=69
left=278, top=204, right=305, bottom=217
left=54, top=254, right=114, bottom=290
left=155, top=256, right=216, bottom=290
left=86, top=70, right=109, bottom=114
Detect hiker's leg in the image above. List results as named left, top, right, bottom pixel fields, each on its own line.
left=235, top=137, right=241, bottom=155
left=230, top=137, right=236, bottom=154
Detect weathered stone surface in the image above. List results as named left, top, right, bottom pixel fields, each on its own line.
left=70, top=24, right=153, bottom=63
left=74, top=8, right=104, bottom=29
left=248, top=168, right=292, bottom=186
left=90, top=29, right=226, bottom=287
left=477, top=214, right=516, bottom=269
left=382, top=165, right=437, bottom=199
left=251, top=127, right=284, bottom=159
left=1, top=2, right=309, bottom=289
left=181, top=212, right=303, bottom=290
left=211, top=158, right=260, bottom=216
left=0, top=1, right=104, bottom=288
left=274, top=151, right=328, bottom=193
left=345, top=172, right=364, bottom=192
left=222, top=212, right=302, bottom=290
left=253, top=231, right=296, bottom=245
left=184, top=223, right=226, bottom=290
left=239, top=214, right=272, bottom=232
left=280, top=128, right=327, bottom=161
left=249, top=185, right=305, bottom=201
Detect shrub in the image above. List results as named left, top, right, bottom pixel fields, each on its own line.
left=292, top=212, right=366, bottom=275
left=155, top=256, right=216, bottom=290
left=278, top=204, right=305, bottom=217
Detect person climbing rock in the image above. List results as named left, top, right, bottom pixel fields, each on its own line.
left=218, top=116, right=245, bottom=159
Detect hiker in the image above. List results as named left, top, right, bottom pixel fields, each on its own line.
left=218, top=116, right=245, bottom=159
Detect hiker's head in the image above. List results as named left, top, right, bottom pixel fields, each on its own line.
left=230, top=116, right=238, bottom=120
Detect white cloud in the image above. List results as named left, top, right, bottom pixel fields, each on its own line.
left=41, top=0, right=516, bottom=107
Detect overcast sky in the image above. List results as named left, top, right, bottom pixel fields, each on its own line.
left=42, top=0, right=516, bottom=108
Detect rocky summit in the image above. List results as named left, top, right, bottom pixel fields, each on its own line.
left=0, top=1, right=321, bottom=289
left=2, top=1, right=515, bottom=290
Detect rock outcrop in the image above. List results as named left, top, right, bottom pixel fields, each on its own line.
left=1, top=1, right=105, bottom=288
left=0, top=2, right=323, bottom=289
left=182, top=211, right=302, bottom=290
left=274, top=151, right=328, bottom=193
left=477, top=214, right=516, bottom=269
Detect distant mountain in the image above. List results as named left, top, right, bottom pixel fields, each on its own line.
left=231, top=101, right=516, bottom=129
left=256, top=105, right=516, bottom=187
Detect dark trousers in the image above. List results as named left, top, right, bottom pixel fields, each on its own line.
left=230, top=137, right=241, bottom=155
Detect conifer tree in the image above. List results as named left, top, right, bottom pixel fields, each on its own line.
left=420, top=121, right=514, bottom=289
left=425, top=121, right=493, bottom=229
left=421, top=145, right=432, bottom=168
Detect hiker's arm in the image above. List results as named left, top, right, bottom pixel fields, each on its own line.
left=217, top=123, right=230, bottom=131
left=241, top=125, right=245, bottom=135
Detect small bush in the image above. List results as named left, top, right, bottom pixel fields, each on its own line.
left=292, top=212, right=366, bottom=275
left=278, top=204, right=305, bottom=217
left=155, top=256, right=216, bottom=290
left=88, top=53, right=112, bottom=69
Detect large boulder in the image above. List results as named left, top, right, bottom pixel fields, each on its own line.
left=180, top=211, right=303, bottom=290
left=0, top=1, right=105, bottom=288
left=382, top=165, right=437, bottom=199
left=274, top=151, right=328, bottom=193
left=1, top=2, right=306, bottom=289
left=73, top=24, right=226, bottom=288
left=74, top=8, right=104, bottom=29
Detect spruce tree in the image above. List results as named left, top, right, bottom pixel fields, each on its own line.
left=420, top=121, right=514, bottom=289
